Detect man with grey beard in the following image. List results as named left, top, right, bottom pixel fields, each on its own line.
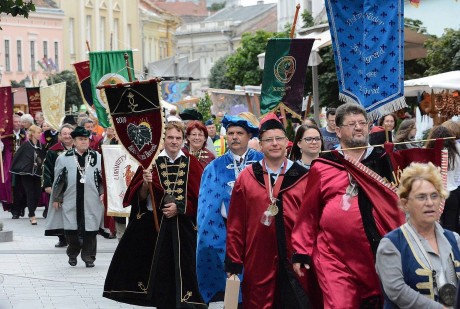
left=292, top=103, right=397, bottom=308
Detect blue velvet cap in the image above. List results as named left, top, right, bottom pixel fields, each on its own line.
left=222, top=115, right=259, bottom=137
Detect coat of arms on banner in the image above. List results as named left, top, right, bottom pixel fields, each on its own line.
left=104, top=80, right=164, bottom=169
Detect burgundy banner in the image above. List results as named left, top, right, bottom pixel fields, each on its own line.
left=104, top=81, right=164, bottom=169
left=73, top=60, right=94, bottom=108
left=0, top=87, right=13, bottom=135
left=26, top=87, right=41, bottom=117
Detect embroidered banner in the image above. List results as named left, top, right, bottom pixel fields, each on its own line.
left=325, top=0, right=407, bottom=120
left=0, top=86, right=13, bottom=135
left=72, top=60, right=94, bottom=110
left=26, top=87, right=41, bottom=118
left=101, top=144, right=138, bottom=217
left=89, top=50, right=134, bottom=128
left=40, top=82, right=66, bottom=130
left=104, top=80, right=164, bottom=170
left=260, top=38, right=315, bottom=116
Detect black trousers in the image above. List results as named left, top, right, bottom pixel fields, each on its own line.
left=441, top=186, right=460, bottom=233
left=65, top=233, right=97, bottom=263
left=11, top=175, right=41, bottom=217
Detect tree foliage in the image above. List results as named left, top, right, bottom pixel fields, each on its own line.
left=197, top=92, right=213, bottom=122
left=301, top=10, right=314, bottom=29
left=209, top=55, right=234, bottom=89
left=424, top=28, right=460, bottom=75
left=0, top=0, right=35, bottom=29
left=46, top=71, right=83, bottom=113
left=209, top=2, right=225, bottom=12
left=225, top=30, right=273, bottom=86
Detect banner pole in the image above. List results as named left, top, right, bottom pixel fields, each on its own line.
left=124, top=53, right=133, bottom=82
left=148, top=184, right=160, bottom=233
left=290, top=4, right=301, bottom=39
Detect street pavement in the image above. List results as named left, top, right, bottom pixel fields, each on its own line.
left=0, top=207, right=144, bottom=309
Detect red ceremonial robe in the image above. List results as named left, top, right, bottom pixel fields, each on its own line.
left=103, top=153, right=207, bottom=308
left=291, top=149, right=401, bottom=309
left=225, top=161, right=320, bottom=309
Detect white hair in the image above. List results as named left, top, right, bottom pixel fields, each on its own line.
left=20, top=113, right=34, bottom=124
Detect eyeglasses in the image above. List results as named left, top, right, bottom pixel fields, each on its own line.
left=408, top=193, right=441, bottom=202
left=303, top=137, right=321, bottom=143
left=260, top=136, right=287, bottom=144
left=340, top=121, right=369, bottom=129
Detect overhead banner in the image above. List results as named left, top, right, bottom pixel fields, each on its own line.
left=0, top=86, right=13, bottom=135
left=26, top=87, right=41, bottom=118
left=260, top=38, right=314, bottom=116
left=325, top=0, right=407, bottom=120
left=89, top=50, right=134, bottom=128
left=104, top=81, right=165, bottom=170
left=101, top=144, right=138, bottom=217
left=40, top=82, right=66, bottom=130
left=72, top=60, right=94, bottom=110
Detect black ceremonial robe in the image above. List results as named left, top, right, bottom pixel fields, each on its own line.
left=103, top=153, right=206, bottom=309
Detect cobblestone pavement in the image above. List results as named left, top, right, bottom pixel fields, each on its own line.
left=0, top=207, right=144, bottom=309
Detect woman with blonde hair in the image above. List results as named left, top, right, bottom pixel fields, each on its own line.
left=376, top=162, right=460, bottom=308
left=10, top=125, right=46, bottom=224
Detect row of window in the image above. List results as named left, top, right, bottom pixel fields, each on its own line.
left=4, top=40, right=59, bottom=73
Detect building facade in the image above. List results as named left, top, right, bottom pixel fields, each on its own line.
left=0, top=1, right=64, bottom=86
left=175, top=2, right=277, bottom=86
left=277, top=0, right=326, bottom=32
left=140, top=0, right=181, bottom=68
left=54, top=0, right=142, bottom=73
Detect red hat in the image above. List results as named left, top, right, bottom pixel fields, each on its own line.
left=259, top=112, right=285, bottom=136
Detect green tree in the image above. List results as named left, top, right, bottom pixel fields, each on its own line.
left=197, top=92, right=213, bottom=122
left=209, top=2, right=225, bottom=12
left=209, top=55, right=234, bottom=89
left=46, top=70, right=83, bottom=113
left=0, top=0, right=35, bottom=29
left=225, top=30, right=273, bottom=86
left=424, top=28, right=460, bottom=75
left=301, top=10, right=314, bottom=29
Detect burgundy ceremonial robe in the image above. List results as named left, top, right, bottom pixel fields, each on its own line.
left=225, top=161, right=317, bottom=309
left=291, top=150, right=403, bottom=309
left=182, top=146, right=215, bottom=169
left=103, top=153, right=206, bottom=309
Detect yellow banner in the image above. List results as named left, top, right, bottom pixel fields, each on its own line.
left=40, top=82, right=66, bottom=130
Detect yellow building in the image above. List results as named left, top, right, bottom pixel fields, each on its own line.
left=140, top=0, right=181, bottom=65
left=54, top=0, right=142, bottom=73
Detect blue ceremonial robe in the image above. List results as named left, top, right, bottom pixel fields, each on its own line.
left=196, top=148, right=263, bottom=303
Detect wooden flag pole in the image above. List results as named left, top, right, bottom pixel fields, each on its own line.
left=86, top=40, right=91, bottom=52
left=304, top=94, right=312, bottom=119
left=290, top=4, right=301, bottom=39
left=124, top=53, right=133, bottom=83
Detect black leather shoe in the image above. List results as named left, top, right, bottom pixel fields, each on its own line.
left=85, top=261, right=95, bottom=268
left=68, top=257, right=77, bottom=266
left=20, top=209, right=25, bottom=217
left=12, top=215, right=19, bottom=219
left=55, top=241, right=67, bottom=248
left=43, top=208, right=48, bottom=218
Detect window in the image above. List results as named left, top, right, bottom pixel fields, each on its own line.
left=30, top=41, right=35, bottom=71
left=54, top=42, right=59, bottom=71
left=43, top=41, right=48, bottom=58
left=113, top=18, right=119, bottom=49
left=17, top=40, right=22, bottom=72
left=69, top=18, right=75, bottom=54
left=127, top=24, right=132, bottom=48
left=86, top=15, right=92, bottom=47
left=5, top=40, right=10, bottom=72
left=100, top=17, right=106, bottom=50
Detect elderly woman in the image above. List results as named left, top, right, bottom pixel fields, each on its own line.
left=376, top=162, right=460, bottom=308
left=290, top=125, right=323, bottom=170
left=10, top=125, right=46, bottom=224
left=182, top=120, right=215, bottom=168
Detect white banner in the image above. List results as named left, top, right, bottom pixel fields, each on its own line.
left=102, top=144, right=139, bottom=217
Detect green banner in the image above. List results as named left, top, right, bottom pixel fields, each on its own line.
left=89, top=50, right=134, bottom=127
left=260, top=38, right=313, bottom=116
